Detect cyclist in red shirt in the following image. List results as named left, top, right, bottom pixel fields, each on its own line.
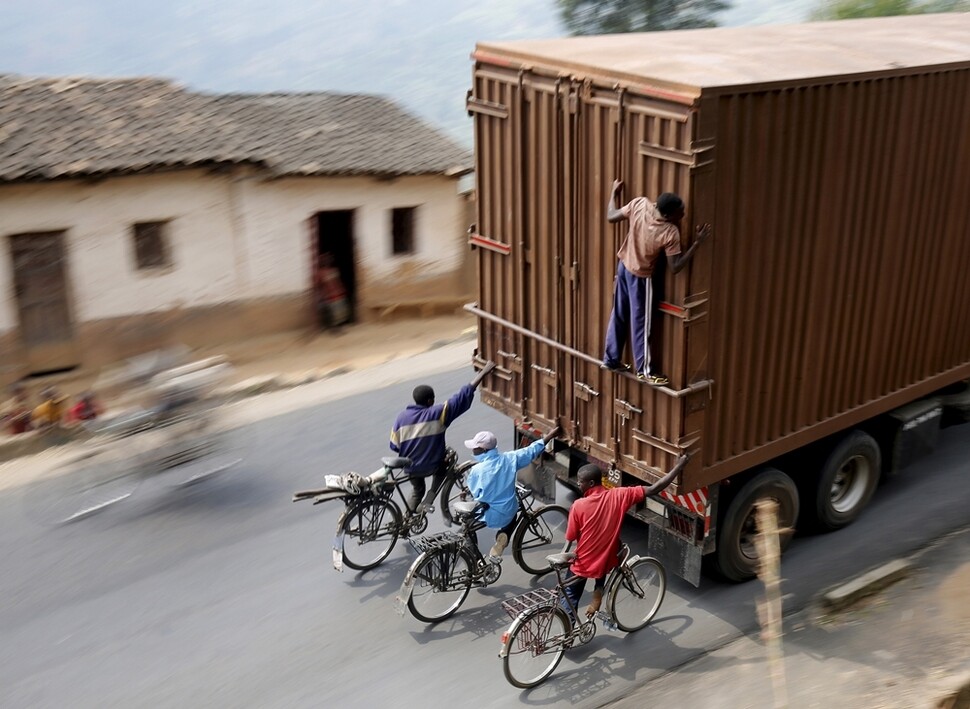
left=564, top=456, right=688, bottom=620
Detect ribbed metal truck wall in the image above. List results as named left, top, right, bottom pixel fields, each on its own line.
left=704, top=68, right=970, bottom=485
left=469, top=63, right=704, bottom=489
left=469, top=54, right=970, bottom=495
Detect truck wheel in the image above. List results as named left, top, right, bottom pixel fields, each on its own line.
left=712, top=468, right=799, bottom=583
left=811, top=430, right=880, bottom=532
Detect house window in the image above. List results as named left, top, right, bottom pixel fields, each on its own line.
left=391, top=207, right=417, bottom=255
left=132, top=221, right=172, bottom=270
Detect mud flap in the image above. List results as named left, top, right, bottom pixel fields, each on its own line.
left=497, top=619, right=516, bottom=658
left=332, top=508, right=349, bottom=572
left=393, top=554, right=423, bottom=616
left=332, top=532, right=344, bottom=572
left=889, top=399, right=943, bottom=472
left=647, top=525, right=702, bottom=587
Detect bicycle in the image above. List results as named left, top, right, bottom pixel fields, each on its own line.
left=23, top=354, right=241, bottom=526
left=498, top=544, right=666, bottom=688
left=293, top=447, right=474, bottom=572
left=394, top=482, right=569, bottom=623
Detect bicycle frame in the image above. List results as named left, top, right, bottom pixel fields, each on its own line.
left=394, top=507, right=491, bottom=616
left=330, top=454, right=470, bottom=572
left=498, top=545, right=643, bottom=659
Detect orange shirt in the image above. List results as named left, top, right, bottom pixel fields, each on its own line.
left=617, top=197, right=682, bottom=278
left=32, top=398, right=66, bottom=426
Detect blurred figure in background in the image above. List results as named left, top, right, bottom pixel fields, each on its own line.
left=67, top=390, right=102, bottom=424
left=1, top=382, right=32, bottom=435
left=32, top=387, right=67, bottom=430
left=316, top=253, right=350, bottom=332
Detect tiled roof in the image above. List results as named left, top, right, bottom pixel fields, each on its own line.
left=0, top=75, right=472, bottom=182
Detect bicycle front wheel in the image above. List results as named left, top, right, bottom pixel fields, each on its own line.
left=502, top=605, right=571, bottom=689
left=341, top=498, right=401, bottom=571
left=438, top=460, right=473, bottom=526
left=406, top=547, right=473, bottom=623
left=609, top=557, right=666, bottom=632
left=512, top=504, right=569, bottom=576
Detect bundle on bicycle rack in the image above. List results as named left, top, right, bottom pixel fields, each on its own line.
left=319, top=469, right=391, bottom=497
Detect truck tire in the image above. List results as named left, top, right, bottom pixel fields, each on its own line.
left=810, top=430, right=881, bottom=532
left=711, top=468, right=799, bottom=583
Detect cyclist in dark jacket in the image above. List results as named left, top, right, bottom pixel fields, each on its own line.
left=390, top=361, right=496, bottom=513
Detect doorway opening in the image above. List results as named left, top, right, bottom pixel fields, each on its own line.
left=312, top=210, right=357, bottom=323
left=9, top=231, right=80, bottom=375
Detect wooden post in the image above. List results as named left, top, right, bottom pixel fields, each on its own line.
left=756, top=499, right=788, bottom=709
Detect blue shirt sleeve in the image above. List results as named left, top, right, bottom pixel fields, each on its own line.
left=441, top=384, right=476, bottom=427
left=512, top=439, right=546, bottom=469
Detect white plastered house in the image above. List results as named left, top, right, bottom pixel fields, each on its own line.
left=0, top=75, right=474, bottom=381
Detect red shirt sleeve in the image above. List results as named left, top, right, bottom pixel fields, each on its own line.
left=625, top=486, right=646, bottom=507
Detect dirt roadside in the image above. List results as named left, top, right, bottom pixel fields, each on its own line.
left=0, top=314, right=477, bottom=492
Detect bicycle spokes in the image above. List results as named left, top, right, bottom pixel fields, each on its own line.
left=622, top=569, right=646, bottom=599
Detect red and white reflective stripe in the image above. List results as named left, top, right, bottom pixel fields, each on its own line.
left=661, top=487, right=712, bottom=535
left=516, top=422, right=545, bottom=441
left=660, top=487, right=707, bottom=515
left=469, top=233, right=512, bottom=255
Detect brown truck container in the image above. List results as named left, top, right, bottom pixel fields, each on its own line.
left=465, top=15, right=970, bottom=583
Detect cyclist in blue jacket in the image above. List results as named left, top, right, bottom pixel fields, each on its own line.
left=390, top=361, right=496, bottom=515
left=464, top=425, right=560, bottom=564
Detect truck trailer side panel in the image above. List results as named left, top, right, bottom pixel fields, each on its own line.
left=469, top=15, right=970, bottom=494
left=704, top=68, right=970, bottom=484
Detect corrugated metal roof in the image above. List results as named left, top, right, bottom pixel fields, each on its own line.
left=0, top=75, right=472, bottom=182
left=476, top=14, right=970, bottom=98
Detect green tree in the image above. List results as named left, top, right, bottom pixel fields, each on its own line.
left=556, top=0, right=730, bottom=35
left=813, top=0, right=969, bottom=20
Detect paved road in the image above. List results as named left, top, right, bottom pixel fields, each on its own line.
left=1, top=359, right=968, bottom=708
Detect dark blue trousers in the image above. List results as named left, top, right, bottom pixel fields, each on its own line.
left=603, top=261, right=653, bottom=375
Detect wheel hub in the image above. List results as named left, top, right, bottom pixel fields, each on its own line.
left=829, top=455, right=871, bottom=514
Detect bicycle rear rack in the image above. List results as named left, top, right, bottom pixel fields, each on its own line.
left=501, top=587, right=558, bottom=620
left=408, top=531, right=464, bottom=555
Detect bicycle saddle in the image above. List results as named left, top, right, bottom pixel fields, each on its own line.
left=382, top=456, right=412, bottom=470
left=452, top=500, right=480, bottom=517
left=545, top=552, right=577, bottom=568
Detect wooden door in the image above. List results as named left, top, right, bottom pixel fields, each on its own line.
left=9, top=232, right=79, bottom=373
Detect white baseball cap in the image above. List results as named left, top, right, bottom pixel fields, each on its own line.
left=464, top=431, right=497, bottom=451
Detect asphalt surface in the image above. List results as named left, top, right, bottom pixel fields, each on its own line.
left=1, top=361, right=968, bottom=708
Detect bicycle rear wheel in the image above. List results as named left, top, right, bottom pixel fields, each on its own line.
left=502, top=605, right=571, bottom=689
left=341, top=498, right=400, bottom=571
left=438, top=461, right=473, bottom=526
left=406, top=547, right=473, bottom=623
left=512, top=504, right=569, bottom=576
left=609, top=557, right=666, bottom=632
